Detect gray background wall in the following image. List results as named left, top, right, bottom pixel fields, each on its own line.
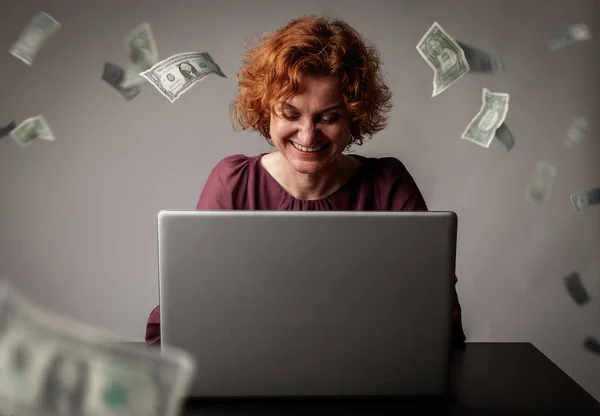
left=1, top=0, right=599, bottom=400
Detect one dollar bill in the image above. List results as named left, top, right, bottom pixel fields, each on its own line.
left=461, top=88, right=510, bottom=148
left=416, top=22, right=470, bottom=97
left=122, top=23, right=160, bottom=88
left=525, top=161, right=557, bottom=205
left=9, top=11, right=61, bottom=66
left=547, top=23, right=591, bottom=51
left=140, top=52, right=226, bottom=103
left=121, top=69, right=147, bottom=89
left=0, top=281, right=196, bottom=416
left=10, top=116, right=55, bottom=147
left=564, top=116, right=588, bottom=148
left=570, top=187, right=600, bottom=212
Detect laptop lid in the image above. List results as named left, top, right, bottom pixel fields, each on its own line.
left=157, top=210, right=457, bottom=399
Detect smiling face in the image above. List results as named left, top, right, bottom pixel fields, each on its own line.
left=268, top=75, right=351, bottom=175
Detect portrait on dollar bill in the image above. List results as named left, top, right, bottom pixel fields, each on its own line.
left=427, top=38, right=458, bottom=74
left=39, top=352, right=89, bottom=416
left=478, top=101, right=504, bottom=131
left=129, top=36, right=154, bottom=69
left=178, top=62, right=198, bottom=80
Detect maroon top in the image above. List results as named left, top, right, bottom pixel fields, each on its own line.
left=146, top=153, right=466, bottom=345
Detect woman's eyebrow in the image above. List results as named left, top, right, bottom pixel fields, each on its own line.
left=282, top=103, right=344, bottom=113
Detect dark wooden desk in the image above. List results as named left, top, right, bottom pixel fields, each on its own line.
left=171, top=342, right=600, bottom=414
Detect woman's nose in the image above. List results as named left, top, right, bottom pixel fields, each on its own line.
left=296, top=121, right=320, bottom=143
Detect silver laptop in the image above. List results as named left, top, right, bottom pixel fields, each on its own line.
left=157, top=210, right=457, bottom=399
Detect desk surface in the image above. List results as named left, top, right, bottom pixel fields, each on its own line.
left=167, top=342, right=600, bottom=414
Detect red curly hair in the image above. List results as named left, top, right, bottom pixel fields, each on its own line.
left=230, top=14, right=393, bottom=147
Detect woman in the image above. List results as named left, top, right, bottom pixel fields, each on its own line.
left=146, top=15, right=465, bottom=346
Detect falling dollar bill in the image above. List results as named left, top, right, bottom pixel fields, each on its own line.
left=547, top=23, right=591, bottom=51
left=102, top=62, right=142, bottom=101
left=416, top=22, right=469, bottom=96
left=0, top=281, right=196, bottom=416
left=9, top=11, right=61, bottom=66
left=525, top=161, right=557, bottom=205
left=494, top=122, right=515, bottom=151
left=461, top=88, right=510, bottom=148
left=121, top=69, right=146, bottom=89
left=0, top=121, right=16, bottom=140
left=563, top=272, right=590, bottom=306
left=122, top=23, right=160, bottom=88
left=125, top=22, right=159, bottom=71
left=10, top=116, right=55, bottom=147
left=140, top=52, right=226, bottom=103
left=583, top=336, right=600, bottom=356
left=570, top=187, right=600, bottom=212
left=456, top=41, right=505, bottom=74
left=564, top=116, right=588, bottom=148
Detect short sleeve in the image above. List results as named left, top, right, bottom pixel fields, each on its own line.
left=375, top=158, right=428, bottom=211
left=196, top=154, right=250, bottom=209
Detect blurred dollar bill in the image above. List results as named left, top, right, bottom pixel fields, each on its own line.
left=122, top=23, right=160, bottom=88
left=570, top=187, right=600, bottom=212
left=461, top=88, right=510, bottom=148
left=416, top=22, right=470, bottom=97
left=10, top=116, right=55, bottom=147
left=456, top=41, right=505, bottom=74
left=583, top=336, right=600, bottom=356
left=0, top=121, right=16, bottom=140
left=563, top=272, right=590, bottom=306
left=564, top=116, right=588, bottom=148
left=494, top=122, right=515, bottom=151
left=0, top=281, right=196, bottom=416
left=547, top=23, right=591, bottom=51
left=102, top=62, right=142, bottom=101
left=525, top=161, right=557, bottom=205
left=121, top=69, right=146, bottom=89
left=9, top=11, right=61, bottom=66
left=141, top=52, right=226, bottom=103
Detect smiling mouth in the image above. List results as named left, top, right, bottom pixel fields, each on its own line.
left=291, top=141, right=329, bottom=153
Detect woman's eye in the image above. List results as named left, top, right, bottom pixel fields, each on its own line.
left=321, top=115, right=340, bottom=123
left=282, top=113, right=340, bottom=123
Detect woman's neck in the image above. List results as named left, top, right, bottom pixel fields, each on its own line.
left=263, top=152, right=361, bottom=201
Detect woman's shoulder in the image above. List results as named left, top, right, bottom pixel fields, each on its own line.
left=208, top=153, right=264, bottom=178
left=354, top=154, right=412, bottom=180
left=198, top=154, right=264, bottom=209
left=212, top=153, right=254, bottom=170
left=352, top=154, right=426, bottom=210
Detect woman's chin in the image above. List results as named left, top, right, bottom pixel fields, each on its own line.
left=284, top=148, right=332, bottom=173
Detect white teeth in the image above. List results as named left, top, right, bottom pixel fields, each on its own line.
left=292, top=141, right=326, bottom=152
